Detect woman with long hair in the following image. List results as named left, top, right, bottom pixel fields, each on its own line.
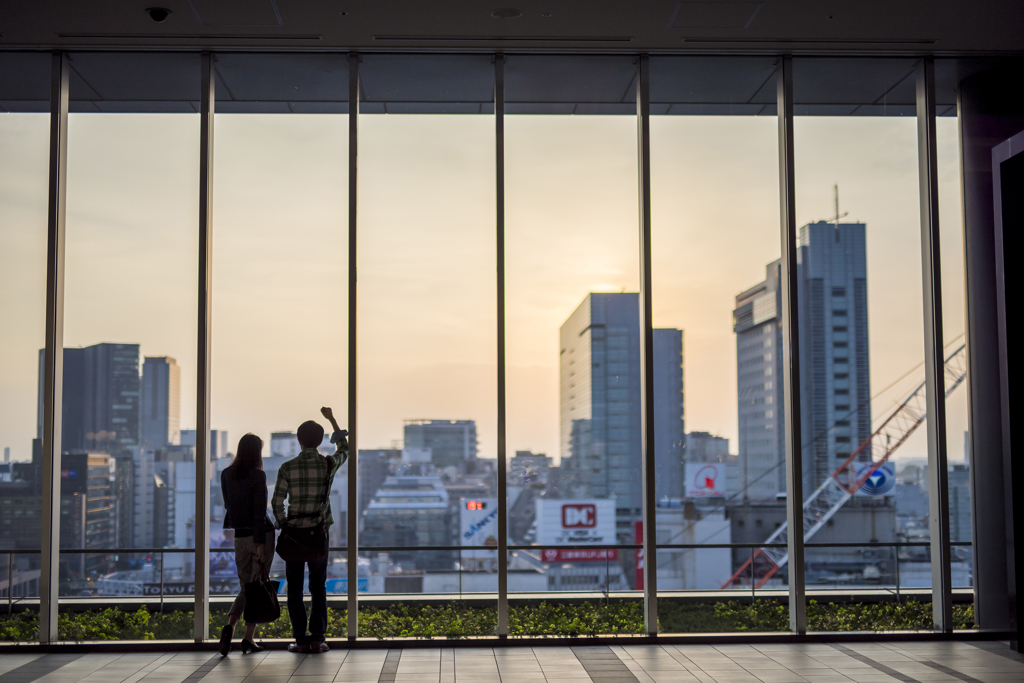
left=218, top=433, right=275, bottom=655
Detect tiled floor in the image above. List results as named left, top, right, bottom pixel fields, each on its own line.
left=1, top=642, right=1023, bottom=683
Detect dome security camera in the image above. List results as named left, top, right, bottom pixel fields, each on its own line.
left=147, top=7, right=172, bottom=22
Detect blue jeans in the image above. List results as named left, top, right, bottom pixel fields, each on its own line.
left=286, top=555, right=328, bottom=643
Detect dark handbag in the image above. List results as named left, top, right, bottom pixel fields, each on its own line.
left=276, top=457, right=333, bottom=564
left=243, top=578, right=281, bottom=624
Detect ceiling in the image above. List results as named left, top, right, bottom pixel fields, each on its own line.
left=0, top=0, right=1022, bottom=55
left=0, top=51, right=977, bottom=115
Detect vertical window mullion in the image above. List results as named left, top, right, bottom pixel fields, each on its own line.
left=917, top=56, right=953, bottom=632
left=347, top=51, right=360, bottom=641
left=39, top=50, right=69, bottom=645
left=495, top=53, right=509, bottom=639
left=777, top=55, right=807, bottom=635
left=193, top=50, right=215, bottom=643
left=636, top=53, right=658, bottom=635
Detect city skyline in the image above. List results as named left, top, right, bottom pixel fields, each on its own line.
left=1, top=114, right=967, bottom=469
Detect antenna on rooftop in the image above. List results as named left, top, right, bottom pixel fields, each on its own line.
left=832, top=184, right=849, bottom=242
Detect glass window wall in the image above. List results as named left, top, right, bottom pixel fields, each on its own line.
left=61, top=52, right=200, bottom=609
left=5, top=49, right=1006, bottom=640
left=0, top=52, right=51, bottom=608
left=504, top=55, right=640, bottom=613
left=792, top=57, right=937, bottom=608
left=356, top=55, right=496, bottom=615
left=210, top=53, right=350, bottom=619
left=649, top=57, right=787, bottom=625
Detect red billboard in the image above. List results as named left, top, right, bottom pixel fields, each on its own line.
left=561, top=503, right=597, bottom=528
left=540, top=548, right=619, bottom=563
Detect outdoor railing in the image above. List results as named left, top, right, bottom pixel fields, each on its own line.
left=1, top=541, right=974, bottom=614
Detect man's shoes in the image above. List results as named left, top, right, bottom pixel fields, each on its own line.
left=287, top=642, right=309, bottom=654
left=308, top=641, right=329, bottom=654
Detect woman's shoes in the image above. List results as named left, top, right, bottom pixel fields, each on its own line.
left=240, top=639, right=264, bottom=654
left=218, top=625, right=233, bottom=656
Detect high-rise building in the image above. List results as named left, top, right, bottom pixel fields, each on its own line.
left=733, top=261, right=785, bottom=501
left=357, top=449, right=398, bottom=515
left=403, top=420, right=478, bottom=470
left=653, top=329, right=685, bottom=503
left=112, top=451, right=134, bottom=549
left=509, top=450, right=551, bottom=488
left=558, top=293, right=685, bottom=537
left=949, top=464, right=972, bottom=543
left=686, top=432, right=731, bottom=463
left=733, top=221, right=871, bottom=500
left=60, top=452, right=115, bottom=579
left=180, top=430, right=229, bottom=459
left=37, top=344, right=142, bottom=453
left=797, top=221, right=871, bottom=495
left=270, top=431, right=302, bottom=459
left=141, top=357, right=181, bottom=449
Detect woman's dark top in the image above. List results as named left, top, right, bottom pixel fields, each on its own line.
left=222, top=466, right=273, bottom=544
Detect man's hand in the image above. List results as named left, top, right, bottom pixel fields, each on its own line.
left=321, top=406, right=341, bottom=432
left=256, top=543, right=266, bottom=562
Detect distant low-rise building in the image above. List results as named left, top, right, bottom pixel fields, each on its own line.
left=362, top=476, right=451, bottom=571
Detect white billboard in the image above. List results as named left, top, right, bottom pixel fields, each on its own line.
left=535, top=499, right=616, bottom=546
left=460, top=497, right=500, bottom=547
left=685, top=463, right=727, bottom=497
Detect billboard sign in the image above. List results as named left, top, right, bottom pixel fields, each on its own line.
left=540, top=548, right=618, bottom=563
left=460, top=497, right=499, bottom=560
left=535, top=499, right=615, bottom=546
left=685, top=463, right=727, bottom=497
left=853, top=463, right=896, bottom=496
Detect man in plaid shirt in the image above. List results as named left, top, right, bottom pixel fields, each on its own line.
left=272, top=406, right=349, bottom=653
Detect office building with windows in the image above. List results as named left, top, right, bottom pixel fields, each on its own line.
left=735, top=222, right=872, bottom=499
left=734, top=261, right=786, bottom=501
left=559, top=293, right=685, bottom=537
left=36, top=344, right=141, bottom=453
left=403, top=420, right=478, bottom=470
left=797, top=221, right=872, bottom=494
left=141, top=357, right=180, bottom=449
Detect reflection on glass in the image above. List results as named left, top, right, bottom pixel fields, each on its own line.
left=505, top=55, right=640, bottom=596
left=0, top=52, right=50, bottom=604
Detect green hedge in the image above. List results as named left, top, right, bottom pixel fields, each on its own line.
left=0, top=600, right=976, bottom=642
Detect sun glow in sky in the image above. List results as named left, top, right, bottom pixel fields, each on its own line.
left=0, top=111, right=966, bottom=471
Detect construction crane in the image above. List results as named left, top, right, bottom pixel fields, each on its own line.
left=721, top=343, right=968, bottom=589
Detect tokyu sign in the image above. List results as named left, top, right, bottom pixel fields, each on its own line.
left=535, top=499, right=615, bottom=546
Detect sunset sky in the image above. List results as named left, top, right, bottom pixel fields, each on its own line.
left=0, top=111, right=967, bottom=475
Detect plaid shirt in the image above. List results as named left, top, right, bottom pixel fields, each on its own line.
left=272, top=431, right=348, bottom=529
